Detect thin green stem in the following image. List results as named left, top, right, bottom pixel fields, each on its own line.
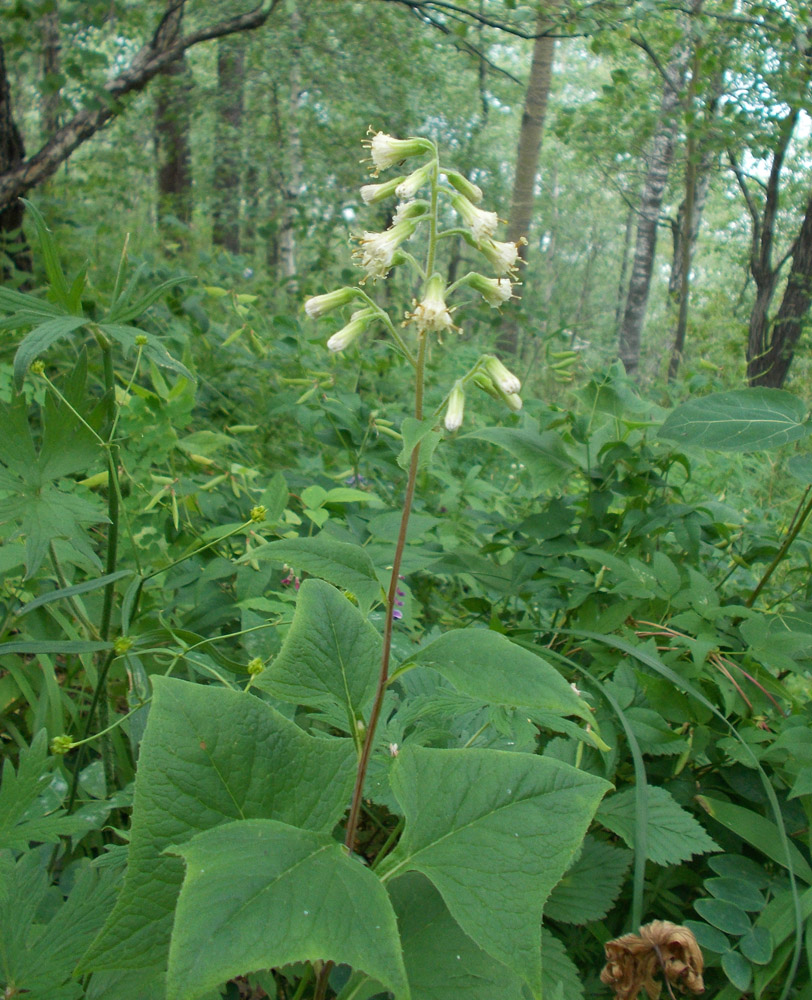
left=746, top=486, right=812, bottom=608
left=142, top=519, right=254, bottom=582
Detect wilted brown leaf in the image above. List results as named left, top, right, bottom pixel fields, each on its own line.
left=600, top=920, right=705, bottom=1000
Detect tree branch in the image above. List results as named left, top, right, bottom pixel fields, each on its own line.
left=0, top=0, right=281, bottom=212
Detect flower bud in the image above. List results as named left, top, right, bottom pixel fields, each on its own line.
left=504, top=392, right=523, bottom=412
left=444, top=381, right=465, bottom=432
left=393, top=200, right=429, bottom=226
left=483, top=355, right=521, bottom=395
left=407, top=273, right=457, bottom=334
left=363, top=129, right=434, bottom=173
left=451, top=193, right=498, bottom=243
left=360, top=176, right=405, bottom=204
left=472, top=371, right=500, bottom=400
left=327, top=308, right=377, bottom=352
left=481, top=237, right=527, bottom=276
left=396, top=163, right=434, bottom=201
left=51, top=734, right=76, bottom=755
left=250, top=505, right=267, bottom=523
left=465, top=273, right=513, bottom=308
left=305, top=287, right=359, bottom=319
left=113, top=635, right=133, bottom=655
left=446, top=171, right=484, bottom=204
left=247, top=656, right=265, bottom=676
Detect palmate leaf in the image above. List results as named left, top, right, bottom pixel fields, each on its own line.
left=0, top=853, right=118, bottom=1000
left=597, top=785, right=719, bottom=866
left=0, top=731, right=91, bottom=851
left=254, top=579, right=381, bottom=732
left=166, top=820, right=408, bottom=1000
left=379, top=745, right=611, bottom=999
left=13, top=315, right=88, bottom=390
left=658, top=388, right=810, bottom=452
left=99, top=323, right=194, bottom=382
left=81, top=678, right=356, bottom=981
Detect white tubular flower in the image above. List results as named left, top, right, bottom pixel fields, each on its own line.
left=483, top=355, right=521, bottom=395
left=407, top=273, right=458, bottom=334
left=396, top=163, right=434, bottom=201
left=354, top=220, right=416, bottom=279
left=326, top=308, right=376, bottom=352
left=360, top=176, right=405, bottom=204
left=451, top=193, right=498, bottom=243
left=447, top=171, right=483, bottom=204
left=481, top=237, right=527, bottom=276
left=304, top=287, right=358, bottom=319
left=363, top=129, right=433, bottom=173
left=465, top=273, right=513, bottom=308
left=504, top=392, right=523, bottom=412
left=444, top=381, right=465, bottom=432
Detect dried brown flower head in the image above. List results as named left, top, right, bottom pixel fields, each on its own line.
left=600, top=920, right=705, bottom=1000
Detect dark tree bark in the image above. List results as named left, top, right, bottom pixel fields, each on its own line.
left=0, top=2, right=279, bottom=217
left=497, top=1, right=559, bottom=357
left=749, top=190, right=812, bottom=387
left=0, top=39, right=31, bottom=278
left=212, top=35, right=245, bottom=254
left=154, top=3, right=194, bottom=241
left=729, top=108, right=809, bottom=387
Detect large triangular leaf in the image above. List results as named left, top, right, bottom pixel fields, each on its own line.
left=81, top=678, right=356, bottom=979
left=166, top=819, right=409, bottom=1000
left=658, top=389, right=809, bottom=452
left=388, top=872, right=525, bottom=1000
left=464, top=426, right=575, bottom=491
left=597, top=785, right=718, bottom=866
left=544, top=834, right=632, bottom=924
left=254, top=579, right=380, bottom=732
left=245, top=535, right=382, bottom=613
left=379, top=746, right=611, bottom=999
left=400, top=629, right=591, bottom=723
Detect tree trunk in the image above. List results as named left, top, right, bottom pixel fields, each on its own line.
left=40, top=8, right=61, bottom=140
left=749, top=189, right=812, bottom=387
left=497, top=1, right=558, bottom=356
left=154, top=2, right=193, bottom=242
left=0, top=39, right=31, bottom=278
left=617, top=36, right=691, bottom=376
left=278, top=2, right=303, bottom=282
left=212, top=34, right=245, bottom=253
left=614, top=204, right=635, bottom=338
left=0, top=4, right=278, bottom=218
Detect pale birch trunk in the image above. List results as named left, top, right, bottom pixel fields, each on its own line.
left=278, top=1, right=303, bottom=283
left=617, top=39, right=692, bottom=376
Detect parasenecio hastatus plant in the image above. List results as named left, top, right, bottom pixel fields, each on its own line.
left=81, top=131, right=611, bottom=1000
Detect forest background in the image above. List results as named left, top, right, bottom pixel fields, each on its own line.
left=2, top=2, right=812, bottom=1000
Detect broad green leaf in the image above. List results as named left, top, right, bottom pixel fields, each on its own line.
left=0, top=284, right=65, bottom=320
left=379, top=745, right=611, bottom=999
left=740, top=926, right=773, bottom=965
left=81, top=677, right=356, bottom=979
left=597, top=786, right=718, bottom=866
left=685, top=919, right=731, bottom=954
left=544, top=835, right=632, bottom=924
left=658, top=389, right=809, bottom=452
left=245, top=535, right=382, bottom=613
left=254, top=579, right=381, bottom=731
left=398, top=416, right=441, bottom=471
left=464, top=426, right=574, bottom=491
left=0, top=639, right=112, bottom=656
left=0, top=853, right=118, bottom=1000
left=696, top=796, right=812, bottom=884
left=695, top=898, right=751, bottom=935
left=540, top=929, right=585, bottom=1000
left=166, top=819, right=409, bottom=1000
left=388, top=872, right=525, bottom=1000
left=13, top=316, right=87, bottom=390
left=400, top=629, right=591, bottom=723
